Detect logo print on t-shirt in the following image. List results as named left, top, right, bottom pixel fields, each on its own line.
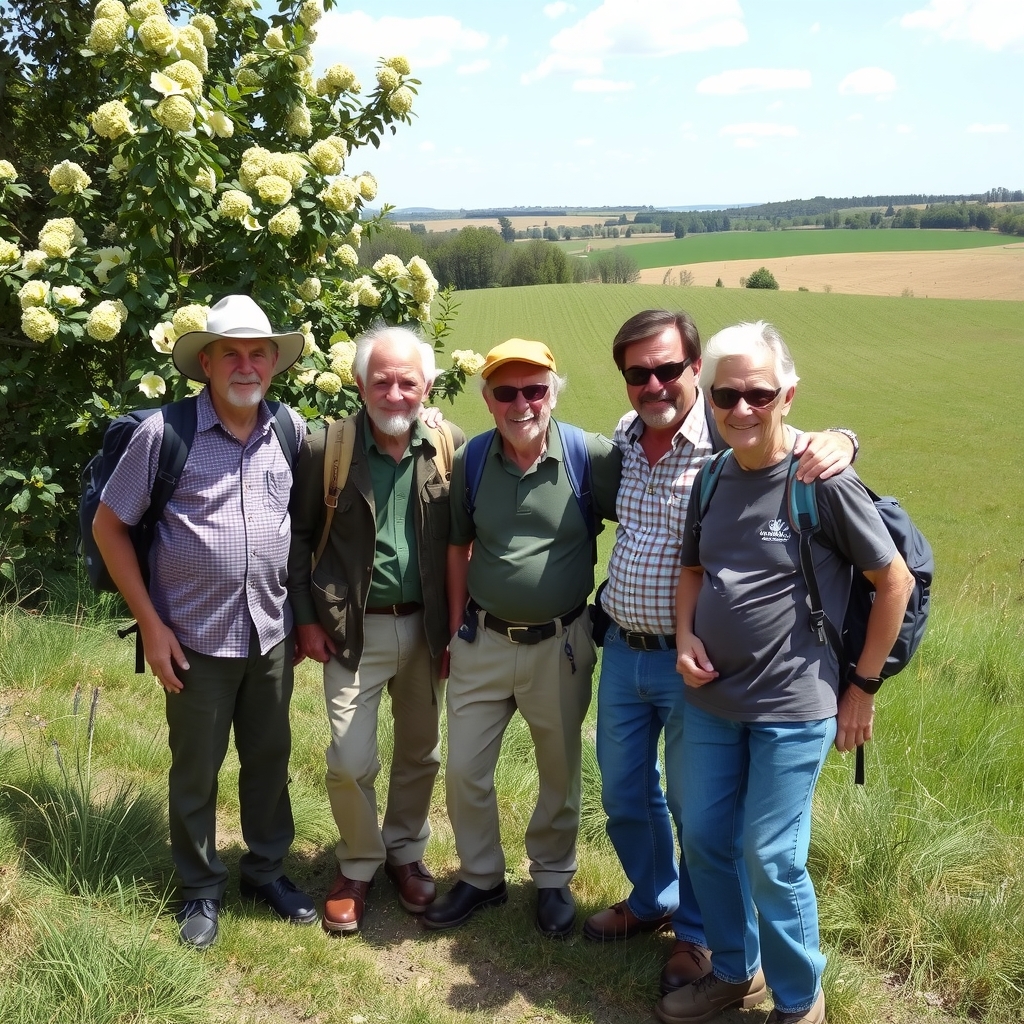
left=759, top=518, right=792, bottom=543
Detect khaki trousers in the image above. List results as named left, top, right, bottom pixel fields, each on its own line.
left=445, top=611, right=595, bottom=889
left=323, top=610, right=443, bottom=882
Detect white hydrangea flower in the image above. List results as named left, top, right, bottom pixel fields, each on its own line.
left=190, top=13, right=217, bottom=47
left=314, top=371, right=342, bottom=395
left=372, top=254, right=405, bottom=281
left=18, top=280, right=50, bottom=309
left=350, top=277, right=381, bottom=308
left=298, top=0, right=323, bottom=27
left=268, top=206, right=301, bottom=237
left=268, top=152, right=307, bottom=186
left=335, top=243, right=358, bottom=268
left=356, top=173, right=378, bottom=201
left=287, top=298, right=304, bottom=315
left=385, top=55, right=411, bottom=75
left=87, top=17, right=123, bottom=53
left=238, top=146, right=272, bottom=190
left=295, top=367, right=318, bottom=386
left=387, top=87, right=414, bottom=116
left=297, top=277, right=321, bottom=302
left=164, top=59, right=204, bottom=100
left=285, top=104, right=312, bottom=138
left=22, top=249, right=47, bottom=272
left=91, top=99, right=135, bottom=140
left=207, top=111, right=234, bottom=138
left=0, top=159, right=17, bottom=181
left=406, top=255, right=432, bottom=282
left=319, top=177, right=358, bottom=212
left=192, top=165, right=216, bottom=192
left=95, top=0, right=128, bottom=27
left=218, top=189, right=253, bottom=220
left=52, top=285, right=86, bottom=308
left=21, top=307, right=60, bottom=343
left=128, top=0, right=164, bottom=19
left=172, top=303, right=209, bottom=335
left=300, top=322, right=318, bottom=356
left=39, top=218, right=82, bottom=259
left=154, top=95, right=195, bottom=133
left=308, top=139, right=343, bottom=176
left=138, top=372, right=167, bottom=398
left=225, top=0, right=255, bottom=15
left=255, top=174, right=293, bottom=206
left=450, top=350, right=486, bottom=376
left=329, top=339, right=357, bottom=384
left=0, top=239, right=21, bottom=266
left=346, top=224, right=363, bottom=248
left=86, top=300, right=126, bottom=342
left=137, top=15, right=177, bottom=56
left=376, top=66, right=400, bottom=93
left=264, top=26, right=287, bottom=51
left=178, top=31, right=210, bottom=74
left=318, top=63, right=358, bottom=95
left=150, top=321, right=177, bottom=353
left=49, top=160, right=92, bottom=194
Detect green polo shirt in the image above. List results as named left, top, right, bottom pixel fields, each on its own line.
left=366, top=420, right=424, bottom=607
left=449, top=422, right=620, bottom=623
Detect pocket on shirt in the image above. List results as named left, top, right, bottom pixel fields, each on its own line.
left=266, top=468, right=292, bottom=510
left=424, top=481, right=450, bottom=540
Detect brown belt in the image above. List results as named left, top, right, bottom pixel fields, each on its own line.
left=365, top=602, right=423, bottom=616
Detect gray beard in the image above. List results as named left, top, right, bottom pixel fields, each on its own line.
left=370, top=405, right=422, bottom=437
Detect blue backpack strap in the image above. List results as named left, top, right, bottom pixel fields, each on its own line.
left=693, top=448, right=731, bottom=542
left=266, top=400, right=299, bottom=469
left=554, top=420, right=595, bottom=540
left=463, top=429, right=496, bottom=519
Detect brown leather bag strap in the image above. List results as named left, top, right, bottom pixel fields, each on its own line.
left=313, top=416, right=355, bottom=568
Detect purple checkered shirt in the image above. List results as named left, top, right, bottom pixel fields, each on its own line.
left=603, top=393, right=713, bottom=636
left=101, top=388, right=304, bottom=658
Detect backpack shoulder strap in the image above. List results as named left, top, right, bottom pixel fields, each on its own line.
left=786, top=458, right=843, bottom=657
left=554, top=420, right=595, bottom=539
left=693, top=447, right=731, bottom=541
left=463, top=429, right=496, bottom=519
left=147, top=397, right=198, bottom=532
left=314, top=415, right=356, bottom=568
left=266, top=400, right=299, bottom=469
left=426, top=421, right=455, bottom=482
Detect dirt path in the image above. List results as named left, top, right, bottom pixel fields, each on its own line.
left=639, top=244, right=1024, bottom=300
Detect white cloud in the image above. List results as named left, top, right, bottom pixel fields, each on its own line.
left=838, top=67, right=896, bottom=95
left=901, top=0, right=1024, bottom=52
left=318, top=12, right=488, bottom=68
left=719, top=122, right=799, bottom=137
left=524, top=0, right=746, bottom=81
left=767, top=100, right=783, bottom=111
left=522, top=53, right=603, bottom=83
left=697, top=68, right=811, bottom=94
left=573, top=78, right=635, bottom=92
left=544, top=2, right=575, bottom=17
left=457, top=59, right=491, bottom=75
left=734, top=137, right=757, bottom=148
left=967, top=122, right=1010, bottom=132
left=419, top=141, right=436, bottom=152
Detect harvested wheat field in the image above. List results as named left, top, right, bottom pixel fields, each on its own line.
left=639, top=243, right=1024, bottom=300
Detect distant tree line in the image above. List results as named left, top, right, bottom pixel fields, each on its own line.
left=361, top=224, right=640, bottom=290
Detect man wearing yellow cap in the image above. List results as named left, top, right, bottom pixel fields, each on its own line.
left=423, top=339, right=620, bottom=938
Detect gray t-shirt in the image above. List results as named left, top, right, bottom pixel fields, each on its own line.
left=679, top=458, right=896, bottom=722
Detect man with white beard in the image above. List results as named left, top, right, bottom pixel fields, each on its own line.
left=288, top=324, right=465, bottom=934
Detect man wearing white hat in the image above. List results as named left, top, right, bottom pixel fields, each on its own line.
left=92, top=294, right=316, bottom=948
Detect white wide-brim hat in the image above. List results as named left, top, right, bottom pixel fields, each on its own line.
left=172, top=294, right=305, bottom=383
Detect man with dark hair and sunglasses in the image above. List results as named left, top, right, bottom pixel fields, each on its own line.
left=583, top=309, right=858, bottom=995
left=424, top=339, right=621, bottom=938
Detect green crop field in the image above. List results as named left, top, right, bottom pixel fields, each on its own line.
left=439, top=283, right=1024, bottom=601
left=559, top=228, right=1012, bottom=270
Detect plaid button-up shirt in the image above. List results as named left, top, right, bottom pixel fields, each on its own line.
left=604, top=394, right=714, bottom=636
left=102, top=388, right=304, bottom=658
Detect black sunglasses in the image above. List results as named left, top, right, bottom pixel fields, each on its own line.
left=621, top=357, right=693, bottom=388
left=490, top=383, right=549, bottom=403
left=709, top=386, right=782, bottom=410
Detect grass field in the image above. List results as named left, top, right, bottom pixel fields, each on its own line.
left=559, top=229, right=1011, bottom=270
left=439, top=283, right=1024, bottom=599
left=2, top=283, right=1023, bottom=1023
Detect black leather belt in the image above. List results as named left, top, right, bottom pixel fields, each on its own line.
left=366, top=602, right=423, bottom=615
left=473, top=601, right=587, bottom=645
left=618, top=627, right=676, bottom=651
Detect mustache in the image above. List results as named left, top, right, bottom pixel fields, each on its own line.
left=229, top=375, right=262, bottom=384
left=640, top=391, right=670, bottom=404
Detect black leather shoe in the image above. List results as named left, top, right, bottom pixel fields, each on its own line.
left=536, top=886, right=575, bottom=938
left=240, top=874, right=318, bottom=925
left=422, top=880, right=508, bottom=929
left=175, top=898, right=219, bottom=948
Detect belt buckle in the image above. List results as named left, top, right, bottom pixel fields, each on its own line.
left=624, top=630, right=648, bottom=651
left=506, top=625, right=531, bottom=644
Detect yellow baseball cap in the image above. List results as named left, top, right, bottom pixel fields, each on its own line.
left=480, top=338, right=557, bottom=379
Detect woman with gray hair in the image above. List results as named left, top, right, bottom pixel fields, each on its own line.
left=656, top=322, right=914, bottom=1024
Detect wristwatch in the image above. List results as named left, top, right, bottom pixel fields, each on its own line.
left=847, top=665, right=882, bottom=694
left=827, top=427, right=859, bottom=462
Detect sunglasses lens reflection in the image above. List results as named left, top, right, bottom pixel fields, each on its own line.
left=491, top=384, right=549, bottom=402
left=710, top=387, right=781, bottom=409
left=622, top=358, right=691, bottom=387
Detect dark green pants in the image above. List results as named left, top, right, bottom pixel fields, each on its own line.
left=165, top=629, right=295, bottom=900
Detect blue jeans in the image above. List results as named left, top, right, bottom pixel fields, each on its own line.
left=679, top=702, right=835, bottom=1015
left=595, top=626, right=705, bottom=945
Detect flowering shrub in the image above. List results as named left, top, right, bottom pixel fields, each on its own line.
left=0, top=0, right=482, bottom=583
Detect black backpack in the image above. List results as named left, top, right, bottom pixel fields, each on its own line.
left=79, top=396, right=299, bottom=669
left=696, top=450, right=934, bottom=783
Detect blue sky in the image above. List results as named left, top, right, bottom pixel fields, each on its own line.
left=315, top=0, right=1023, bottom=209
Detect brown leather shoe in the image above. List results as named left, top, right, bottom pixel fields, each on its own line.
left=384, top=859, right=436, bottom=913
left=660, top=939, right=713, bottom=993
left=323, top=870, right=371, bottom=934
left=582, top=900, right=672, bottom=941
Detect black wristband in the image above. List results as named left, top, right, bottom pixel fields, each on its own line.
left=847, top=665, right=882, bottom=694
